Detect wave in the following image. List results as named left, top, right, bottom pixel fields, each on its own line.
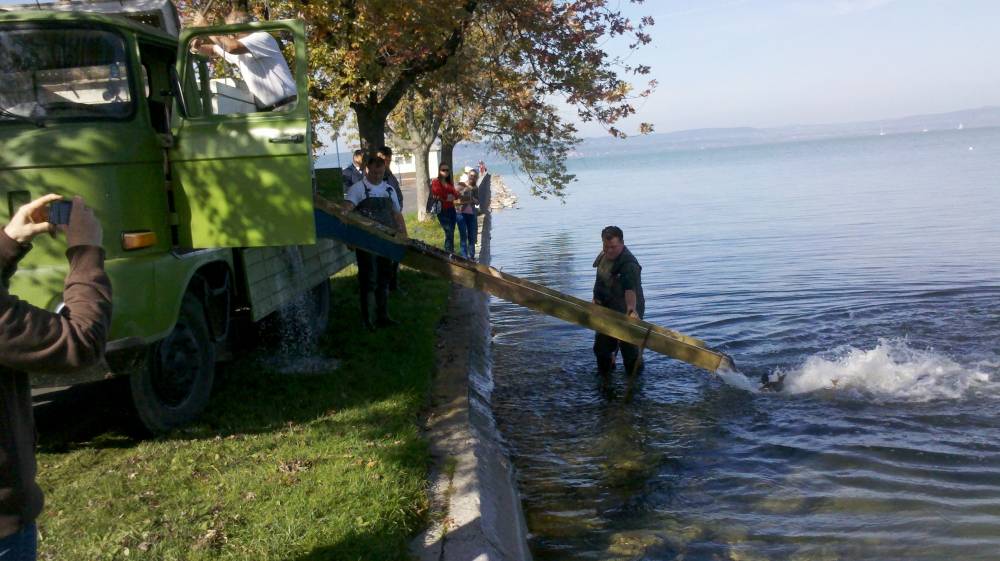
left=772, top=339, right=994, bottom=401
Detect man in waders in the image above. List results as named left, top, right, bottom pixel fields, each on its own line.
left=592, top=226, right=645, bottom=375
left=344, top=154, right=408, bottom=330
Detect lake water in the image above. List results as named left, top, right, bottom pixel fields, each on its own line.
left=486, top=128, right=1000, bottom=560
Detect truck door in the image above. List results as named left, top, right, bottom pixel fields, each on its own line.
left=170, top=20, right=314, bottom=248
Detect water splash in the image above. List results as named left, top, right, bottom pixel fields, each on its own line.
left=776, top=339, right=993, bottom=400
left=716, top=368, right=761, bottom=392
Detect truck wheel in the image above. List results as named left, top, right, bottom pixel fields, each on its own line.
left=131, top=293, right=216, bottom=433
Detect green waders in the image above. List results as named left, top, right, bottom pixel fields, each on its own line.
left=592, top=248, right=645, bottom=374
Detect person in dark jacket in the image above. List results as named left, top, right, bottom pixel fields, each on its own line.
left=377, top=145, right=402, bottom=207
left=377, top=145, right=403, bottom=291
left=341, top=149, right=365, bottom=193
left=0, top=194, right=112, bottom=561
left=592, top=226, right=645, bottom=375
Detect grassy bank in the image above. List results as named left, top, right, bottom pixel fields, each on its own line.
left=35, top=216, right=448, bottom=561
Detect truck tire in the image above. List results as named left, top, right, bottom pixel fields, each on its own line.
left=131, top=292, right=216, bottom=433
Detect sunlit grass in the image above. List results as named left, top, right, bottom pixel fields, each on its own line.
left=35, top=217, right=449, bottom=560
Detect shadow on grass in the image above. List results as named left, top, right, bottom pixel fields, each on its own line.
left=36, top=267, right=445, bottom=446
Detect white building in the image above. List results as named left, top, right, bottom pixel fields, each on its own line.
left=388, top=145, right=441, bottom=188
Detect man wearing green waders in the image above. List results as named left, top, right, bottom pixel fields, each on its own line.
left=592, top=226, right=645, bottom=375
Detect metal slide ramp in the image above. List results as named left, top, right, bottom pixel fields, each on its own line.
left=313, top=196, right=736, bottom=374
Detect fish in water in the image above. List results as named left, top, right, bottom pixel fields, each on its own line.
left=760, top=372, right=786, bottom=391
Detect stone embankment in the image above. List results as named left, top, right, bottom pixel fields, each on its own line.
left=489, top=175, right=518, bottom=211
left=412, top=176, right=532, bottom=561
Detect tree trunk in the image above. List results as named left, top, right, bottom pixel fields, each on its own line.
left=414, top=143, right=433, bottom=222
left=440, top=140, right=456, bottom=176
left=354, top=106, right=387, bottom=152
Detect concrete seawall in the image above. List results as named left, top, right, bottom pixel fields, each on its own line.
left=412, top=180, right=532, bottom=561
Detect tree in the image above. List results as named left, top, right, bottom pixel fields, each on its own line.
left=388, top=88, right=443, bottom=221
left=260, top=0, right=478, bottom=150
left=407, top=0, right=656, bottom=198
left=179, top=0, right=654, bottom=197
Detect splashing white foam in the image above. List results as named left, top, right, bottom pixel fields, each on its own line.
left=717, top=368, right=761, bottom=392
left=777, top=339, right=993, bottom=401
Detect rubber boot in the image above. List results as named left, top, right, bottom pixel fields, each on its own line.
left=624, top=357, right=644, bottom=377
left=359, top=291, right=375, bottom=331
left=596, top=354, right=614, bottom=375
left=375, top=288, right=398, bottom=327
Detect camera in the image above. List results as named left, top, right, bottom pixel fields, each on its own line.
left=47, top=200, right=73, bottom=225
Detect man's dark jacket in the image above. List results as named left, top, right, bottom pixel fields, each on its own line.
left=0, top=231, right=112, bottom=538
left=592, top=246, right=645, bottom=317
left=384, top=169, right=402, bottom=207
left=341, top=164, right=364, bottom=193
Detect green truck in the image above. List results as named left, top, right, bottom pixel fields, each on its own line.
left=0, top=0, right=351, bottom=432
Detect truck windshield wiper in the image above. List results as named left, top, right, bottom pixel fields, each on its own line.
left=0, top=105, right=46, bottom=127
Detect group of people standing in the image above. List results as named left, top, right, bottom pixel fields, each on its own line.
left=429, top=161, right=487, bottom=261
left=341, top=150, right=488, bottom=329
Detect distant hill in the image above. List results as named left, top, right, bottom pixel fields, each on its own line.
left=454, top=106, right=1000, bottom=164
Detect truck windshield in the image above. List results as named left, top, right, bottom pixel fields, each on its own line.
left=0, top=27, right=132, bottom=124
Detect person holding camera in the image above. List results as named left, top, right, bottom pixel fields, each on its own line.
left=0, top=195, right=112, bottom=560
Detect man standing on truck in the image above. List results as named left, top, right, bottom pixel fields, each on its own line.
left=592, top=226, right=645, bottom=376
left=192, top=7, right=297, bottom=112
left=0, top=195, right=111, bottom=560
left=344, top=155, right=408, bottom=330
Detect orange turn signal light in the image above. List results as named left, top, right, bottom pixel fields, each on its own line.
left=121, top=231, right=157, bottom=251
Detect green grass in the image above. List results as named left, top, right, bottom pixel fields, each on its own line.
left=35, top=218, right=448, bottom=561
left=403, top=212, right=444, bottom=245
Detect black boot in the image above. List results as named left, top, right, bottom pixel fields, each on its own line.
left=360, top=291, right=375, bottom=331
left=596, top=355, right=614, bottom=375
left=375, top=289, right=398, bottom=327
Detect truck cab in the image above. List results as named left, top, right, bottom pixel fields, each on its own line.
left=0, top=1, right=350, bottom=432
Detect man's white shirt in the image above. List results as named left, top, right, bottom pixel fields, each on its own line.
left=345, top=179, right=401, bottom=213
left=214, top=31, right=296, bottom=107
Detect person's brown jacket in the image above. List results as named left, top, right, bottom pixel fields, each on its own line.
left=0, top=230, right=112, bottom=539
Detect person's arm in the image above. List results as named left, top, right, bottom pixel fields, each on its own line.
left=620, top=262, right=641, bottom=318
left=343, top=183, right=361, bottom=212
left=209, top=34, right=249, bottom=55
left=190, top=14, right=249, bottom=55
left=0, top=196, right=111, bottom=373
left=341, top=169, right=355, bottom=193
left=624, top=290, right=638, bottom=318
left=193, top=42, right=214, bottom=56
left=394, top=211, right=408, bottom=238
left=592, top=252, right=604, bottom=305
left=389, top=190, right=407, bottom=236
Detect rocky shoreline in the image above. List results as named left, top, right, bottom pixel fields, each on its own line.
left=489, top=174, right=518, bottom=211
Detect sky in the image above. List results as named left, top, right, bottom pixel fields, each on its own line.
left=576, top=0, right=1000, bottom=136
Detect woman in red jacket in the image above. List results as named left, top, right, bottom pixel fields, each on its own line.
left=430, top=163, right=460, bottom=253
